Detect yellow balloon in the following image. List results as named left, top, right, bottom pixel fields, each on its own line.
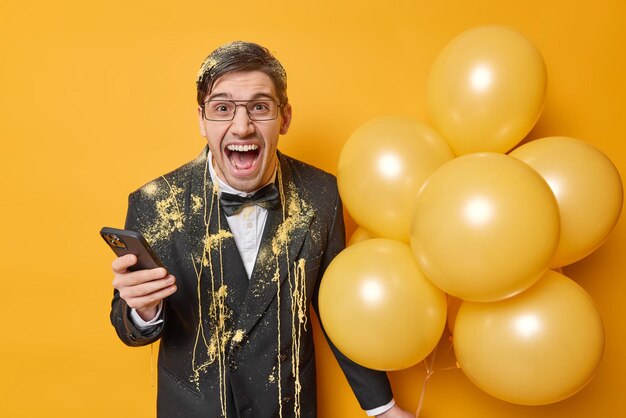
left=338, top=116, right=454, bottom=242
left=510, top=137, right=623, bottom=267
left=347, top=226, right=376, bottom=246
left=427, top=25, right=547, bottom=155
left=319, top=238, right=447, bottom=371
left=410, top=153, right=560, bottom=302
left=454, top=270, right=605, bottom=405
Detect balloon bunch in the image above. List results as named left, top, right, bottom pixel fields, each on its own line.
left=319, top=25, right=623, bottom=406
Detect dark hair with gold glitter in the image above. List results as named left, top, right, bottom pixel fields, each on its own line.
left=196, top=41, right=288, bottom=106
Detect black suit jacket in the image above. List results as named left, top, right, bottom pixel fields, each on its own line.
left=110, top=147, right=392, bottom=417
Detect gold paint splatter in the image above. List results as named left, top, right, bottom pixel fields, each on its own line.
left=232, top=329, right=245, bottom=343
left=197, top=57, right=218, bottom=83
left=192, top=194, right=203, bottom=214
left=141, top=178, right=185, bottom=245
left=290, top=258, right=307, bottom=417
left=274, top=263, right=283, bottom=418
left=142, top=182, right=158, bottom=196
left=204, top=229, right=234, bottom=253
left=271, top=187, right=314, bottom=257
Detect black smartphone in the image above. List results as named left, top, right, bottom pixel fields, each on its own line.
left=100, top=227, right=164, bottom=271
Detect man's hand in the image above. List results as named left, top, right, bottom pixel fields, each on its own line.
left=376, top=404, right=415, bottom=418
left=112, top=254, right=177, bottom=321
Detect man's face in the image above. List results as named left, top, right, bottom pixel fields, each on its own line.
left=198, top=70, right=292, bottom=192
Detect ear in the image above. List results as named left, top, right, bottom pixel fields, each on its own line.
left=198, top=106, right=207, bottom=137
left=279, top=103, right=292, bottom=135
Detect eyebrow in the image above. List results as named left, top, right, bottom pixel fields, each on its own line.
left=207, top=92, right=276, bottom=101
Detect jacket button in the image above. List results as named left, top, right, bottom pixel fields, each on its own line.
left=282, top=396, right=292, bottom=403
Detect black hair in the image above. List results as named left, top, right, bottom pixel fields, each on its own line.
left=196, top=41, right=288, bottom=106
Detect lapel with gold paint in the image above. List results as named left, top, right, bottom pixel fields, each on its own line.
left=230, top=154, right=316, bottom=351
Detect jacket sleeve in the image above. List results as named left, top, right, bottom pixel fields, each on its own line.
left=312, top=191, right=394, bottom=411
left=109, top=192, right=164, bottom=347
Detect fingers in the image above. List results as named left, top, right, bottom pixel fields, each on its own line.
left=114, top=273, right=177, bottom=311
left=112, top=254, right=176, bottom=311
left=112, top=265, right=168, bottom=287
left=123, top=276, right=177, bottom=311
left=116, top=273, right=174, bottom=297
left=111, top=254, right=137, bottom=273
left=112, top=253, right=168, bottom=283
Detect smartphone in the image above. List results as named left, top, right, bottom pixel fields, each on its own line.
left=100, top=227, right=164, bottom=271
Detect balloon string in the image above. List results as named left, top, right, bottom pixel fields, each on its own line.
left=415, top=344, right=438, bottom=417
left=415, top=368, right=429, bottom=417
left=415, top=337, right=457, bottom=417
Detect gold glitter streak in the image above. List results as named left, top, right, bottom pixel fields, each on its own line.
left=290, top=258, right=308, bottom=417
left=189, top=157, right=230, bottom=416
left=268, top=165, right=314, bottom=418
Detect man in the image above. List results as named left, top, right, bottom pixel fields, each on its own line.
left=110, top=41, right=412, bottom=418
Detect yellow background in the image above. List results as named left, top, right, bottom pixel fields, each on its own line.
left=1, top=0, right=624, bottom=416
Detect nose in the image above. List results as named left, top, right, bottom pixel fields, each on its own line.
left=229, top=105, right=255, bottom=137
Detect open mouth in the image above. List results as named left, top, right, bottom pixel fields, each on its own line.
left=226, top=144, right=261, bottom=171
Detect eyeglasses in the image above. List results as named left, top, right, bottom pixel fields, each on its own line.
left=201, top=99, right=282, bottom=121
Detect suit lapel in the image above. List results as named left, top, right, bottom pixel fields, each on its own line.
left=183, top=147, right=247, bottom=317
left=230, top=156, right=315, bottom=351
left=184, top=146, right=215, bottom=273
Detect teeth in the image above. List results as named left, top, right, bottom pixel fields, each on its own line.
left=227, top=144, right=259, bottom=152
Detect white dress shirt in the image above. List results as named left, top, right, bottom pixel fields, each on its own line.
left=208, top=153, right=271, bottom=278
